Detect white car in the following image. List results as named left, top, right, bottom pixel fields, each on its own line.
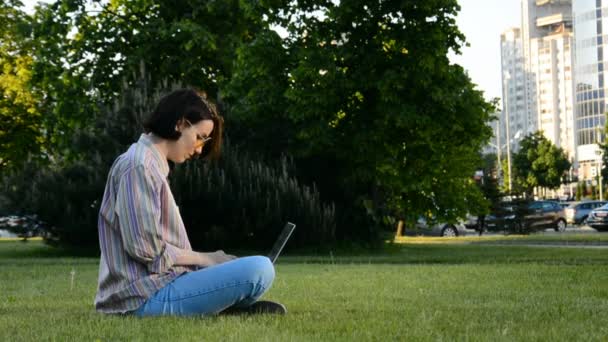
left=402, top=217, right=469, bottom=237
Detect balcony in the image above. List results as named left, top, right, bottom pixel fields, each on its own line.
left=536, top=13, right=572, bottom=27
left=536, top=0, right=571, bottom=5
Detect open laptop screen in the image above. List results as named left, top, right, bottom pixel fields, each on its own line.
left=268, top=222, right=296, bottom=263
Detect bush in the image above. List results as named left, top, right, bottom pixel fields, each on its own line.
left=2, top=154, right=108, bottom=247
left=171, top=144, right=336, bottom=251
left=2, top=86, right=337, bottom=251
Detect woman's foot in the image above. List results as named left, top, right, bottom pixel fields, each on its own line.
left=222, top=300, right=287, bottom=315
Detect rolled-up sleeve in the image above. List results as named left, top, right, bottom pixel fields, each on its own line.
left=115, top=164, right=179, bottom=274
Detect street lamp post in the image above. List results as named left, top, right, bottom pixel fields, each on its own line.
left=569, top=165, right=573, bottom=199
left=496, top=119, right=502, bottom=185
left=503, top=71, right=515, bottom=193
left=596, top=149, right=604, bottom=201
left=505, top=104, right=512, bottom=193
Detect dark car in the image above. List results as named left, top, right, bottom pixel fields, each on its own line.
left=564, top=201, right=607, bottom=225
left=585, top=203, right=608, bottom=231
left=484, top=200, right=567, bottom=234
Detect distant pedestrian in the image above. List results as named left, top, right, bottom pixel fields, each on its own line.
left=476, top=215, right=485, bottom=236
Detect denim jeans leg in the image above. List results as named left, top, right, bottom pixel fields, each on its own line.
left=135, top=255, right=275, bottom=317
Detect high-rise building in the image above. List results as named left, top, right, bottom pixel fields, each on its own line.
left=520, top=0, right=576, bottom=160
left=572, top=0, right=607, bottom=180
left=500, top=28, right=528, bottom=153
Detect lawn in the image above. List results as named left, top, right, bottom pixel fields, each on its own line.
left=0, top=239, right=607, bottom=341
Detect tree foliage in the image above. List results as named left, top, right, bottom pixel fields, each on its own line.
left=2, top=85, right=336, bottom=251
left=31, top=0, right=269, bottom=100
left=0, top=0, right=45, bottom=172
left=513, top=131, right=571, bottom=196
left=1, top=0, right=270, bottom=166
left=224, top=0, right=495, bottom=227
left=600, top=111, right=608, bottom=181
left=3, top=0, right=497, bottom=246
left=479, top=153, right=502, bottom=213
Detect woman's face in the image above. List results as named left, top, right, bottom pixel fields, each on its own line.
left=168, top=119, right=214, bottom=163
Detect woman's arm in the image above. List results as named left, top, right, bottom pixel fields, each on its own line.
left=173, top=249, right=237, bottom=267
left=115, top=165, right=236, bottom=270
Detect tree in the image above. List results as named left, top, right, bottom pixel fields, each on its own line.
left=0, top=0, right=45, bottom=173
left=513, top=131, right=571, bottom=197
left=479, top=153, right=502, bottom=211
left=224, top=0, right=495, bottom=233
left=3, top=0, right=496, bottom=246
left=31, top=0, right=269, bottom=100
left=1, top=0, right=271, bottom=167
left=576, top=181, right=584, bottom=201
left=599, top=111, right=608, bottom=182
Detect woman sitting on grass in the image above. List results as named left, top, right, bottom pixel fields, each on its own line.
left=94, top=89, right=286, bottom=317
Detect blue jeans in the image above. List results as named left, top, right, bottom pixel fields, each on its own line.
left=134, top=256, right=275, bottom=317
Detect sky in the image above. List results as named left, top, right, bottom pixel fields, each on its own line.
left=451, top=0, right=521, bottom=101
left=20, top=0, right=521, bottom=101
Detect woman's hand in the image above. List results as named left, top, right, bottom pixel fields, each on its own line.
left=202, top=250, right=237, bottom=266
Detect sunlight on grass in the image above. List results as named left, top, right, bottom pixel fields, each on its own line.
left=0, top=237, right=43, bottom=242
left=1, top=240, right=607, bottom=341
left=393, top=233, right=608, bottom=245
left=393, top=235, right=526, bottom=244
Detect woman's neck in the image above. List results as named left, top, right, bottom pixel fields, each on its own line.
left=147, top=133, right=170, bottom=160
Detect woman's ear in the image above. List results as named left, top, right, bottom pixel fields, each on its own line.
left=175, top=118, right=186, bottom=132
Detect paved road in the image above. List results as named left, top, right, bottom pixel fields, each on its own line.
left=536, top=225, right=602, bottom=234
left=462, top=224, right=608, bottom=248
left=465, top=225, right=604, bottom=237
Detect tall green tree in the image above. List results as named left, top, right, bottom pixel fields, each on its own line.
left=2, top=0, right=277, bottom=170
left=599, top=111, right=608, bottom=181
left=513, top=131, right=571, bottom=197
left=0, top=0, right=46, bottom=172
left=224, top=0, right=495, bottom=232
left=15, top=0, right=273, bottom=163
left=31, top=0, right=269, bottom=100
left=499, top=154, right=527, bottom=195
left=3, top=0, right=496, bottom=245
left=479, top=153, right=502, bottom=211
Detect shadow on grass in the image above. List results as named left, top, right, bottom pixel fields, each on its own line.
left=0, top=240, right=99, bottom=259
left=276, top=242, right=608, bottom=266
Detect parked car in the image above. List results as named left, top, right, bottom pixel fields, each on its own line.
left=564, top=200, right=607, bottom=225
left=0, top=215, right=47, bottom=238
left=483, top=204, right=518, bottom=233
left=403, top=217, right=469, bottom=237
left=462, top=214, right=480, bottom=230
left=585, top=203, right=608, bottom=231
left=484, top=200, right=567, bottom=234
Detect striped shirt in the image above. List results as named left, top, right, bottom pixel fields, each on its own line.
left=95, top=134, right=194, bottom=314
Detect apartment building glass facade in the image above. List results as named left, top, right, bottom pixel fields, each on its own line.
left=573, top=0, right=607, bottom=176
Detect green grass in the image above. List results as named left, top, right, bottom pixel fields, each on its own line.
left=1, top=239, right=607, bottom=341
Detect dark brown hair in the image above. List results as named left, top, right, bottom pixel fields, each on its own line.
left=143, top=88, right=224, bottom=160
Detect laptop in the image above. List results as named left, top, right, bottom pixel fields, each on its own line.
left=268, top=222, right=296, bottom=263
